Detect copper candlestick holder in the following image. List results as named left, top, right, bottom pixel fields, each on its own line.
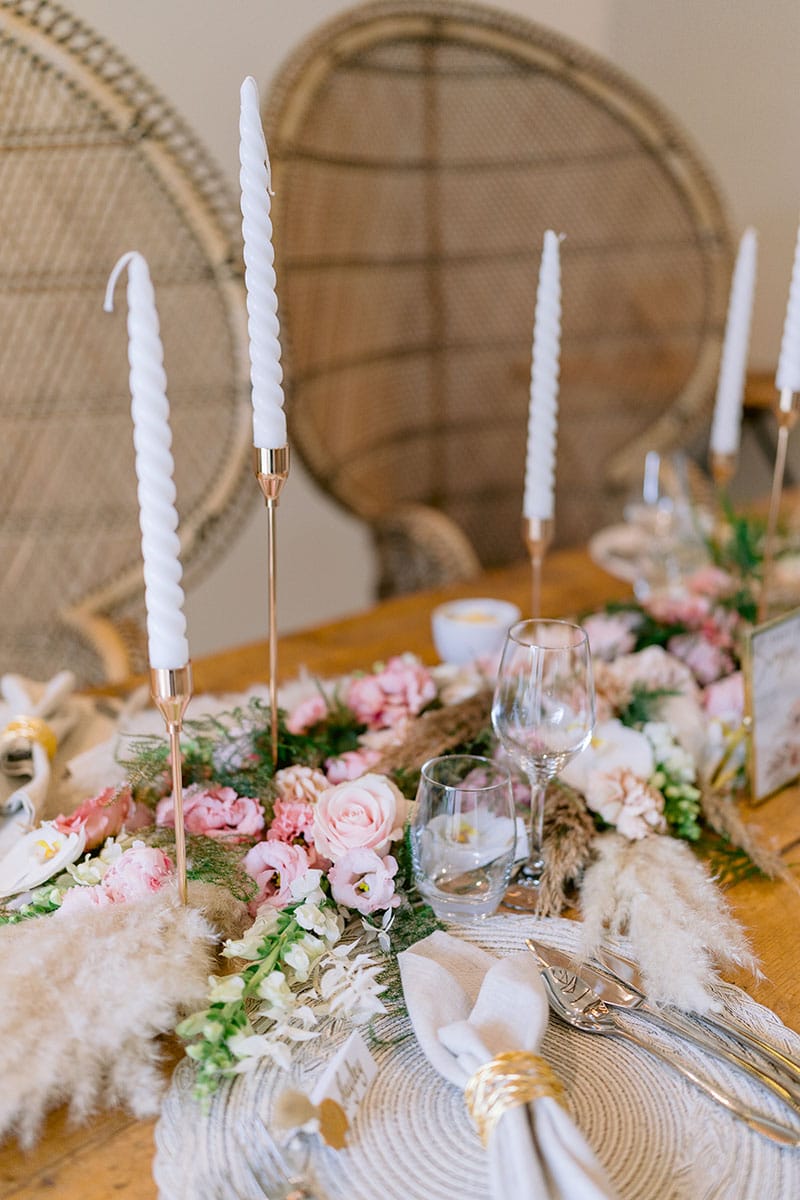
left=254, top=444, right=290, bottom=764
left=709, top=450, right=738, bottom=543
left=758, top=388, right=799, bottom=622
left=151, top=663, right=193, bottom=905
left=524, top=516, right=554, bottom=618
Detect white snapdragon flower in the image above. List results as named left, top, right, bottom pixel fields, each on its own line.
left=228, top=1031, right=293, bottom=1071
left=290, top=868, right=325, bottom=905
left=644, top=722, right=696, bottom=783
left=295, top=899, right=342, bottom=942
left=207, top=973, right=246, bottom=1003
left=223, top=907, right=281, bottom=960
left=257, top=969, right=296, bottom=1017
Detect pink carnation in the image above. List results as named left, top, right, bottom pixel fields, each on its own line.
left=346, top=655, right=436, bottom=729
left=324, top=748, right=381, bottom=783
left=58, top=843, right=173, bottom=915
left=156, top=784, right=264, bottom=843
left=267, top=797, right=315, bottom=843
left=584, top=767, right=666, bottom=840
left=285, top=693, right=328, bottom=734
left=243, top=840, right=311, bottom=911
left=53, top=785, right=151, bottom=851
left=328, top=848, right=401, bottom=915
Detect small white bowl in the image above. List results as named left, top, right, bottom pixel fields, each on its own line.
left=431, top=598, right=522, bottom=665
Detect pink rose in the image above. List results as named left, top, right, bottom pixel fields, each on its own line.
left=243, top=840, right=311, bottom=911
left=286, top=693, right=328, bottom=734
left=346, top=655, right=436, bottom=729
left=156, top=784, right=264, bottom=842
left=101, top=844, right=173, bottom=901
left=703, top=671, right=745, bottom=722
left=313, top=773, right=406, bottom=862
left=328, top=848, right=401, bottom=914
left=53, top=786, right=151, bottom=851
left=324, top=748, right=381, bottom=783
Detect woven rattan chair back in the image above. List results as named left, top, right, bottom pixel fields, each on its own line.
left=265, top=0, right=732, bottom=594
left=0, top=1, right=252, bottom=683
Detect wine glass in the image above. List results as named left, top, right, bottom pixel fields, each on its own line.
left=491, top=619, right=595, bottom=910
left=409, top=754, right=517, bottom=923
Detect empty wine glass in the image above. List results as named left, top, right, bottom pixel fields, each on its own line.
left=410, top=754, right=517, bottom=922
left=491, top=619, right=595, bottom=911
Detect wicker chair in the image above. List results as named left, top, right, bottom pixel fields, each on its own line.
left=264, top=0, right=733, bottom=596
left=0, top=1, right=251, bottom=683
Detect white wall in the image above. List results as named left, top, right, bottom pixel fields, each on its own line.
left=62, top=1, right=799, bottom=655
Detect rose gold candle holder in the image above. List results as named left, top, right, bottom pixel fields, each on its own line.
left=254, top=445, right=290, bottom=764
left=523, top=516, right=554, bottom=618
left=709, top=450, right=738, bottom=543
left=758, top=388, right=798, bottom=623
left=151, top=663, right=193, bottom=905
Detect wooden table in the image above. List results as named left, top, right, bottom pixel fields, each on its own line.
left=3, top=547, right=800, bottom=1199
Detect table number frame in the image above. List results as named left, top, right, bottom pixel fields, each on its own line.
left=744, top=605, right=800, bottom=803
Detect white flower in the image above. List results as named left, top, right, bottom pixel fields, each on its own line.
left=256, top=969, right=295, bottom=1015
left=562, top=719, right=654, bottom=795
left=289, top=868, right=325, bottom=904
left=0, top=821, right=86, bottom=900
left=643, top=722, right=696, bottom=783
left=295, top=899, right=342, bottom=942
left=318, top=942, right=387, bottom=1024
left=207, top=973, right=246, bottom=1003
left=228, top=1032, right=293, bottom=1071
left=584, top=767, right=666, bottom=840
left=223, top=908, right=281, bottom=960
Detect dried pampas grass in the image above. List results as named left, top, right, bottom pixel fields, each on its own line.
left=372, top=689, right=492, bottom=773
left=530, top=783, right=597, bottom=917
left=578, top=833, right=759, bottom=1013
left=0, top=885, right=219, bottom=1147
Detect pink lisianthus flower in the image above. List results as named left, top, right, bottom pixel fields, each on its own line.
left=156, top=784, right=264, bottom=842
left=346, top=655, right=436, bottom=729
left=313, top=773, right=407, bottom=862
left=243, top=840, right=311, bottom=912
left=324, top=748, right=381, bottom=783
left=53, top=785, right=151, bottom=851
left=328, top=848, right=401, bottom=915
left=703, top=671, right=745, bottom=722
left=285, top=693, right=328, bottom=734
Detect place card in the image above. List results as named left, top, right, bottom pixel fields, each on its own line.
left=744, top=605, right=800, bottom=802
left=273, top=1031, right=377, bottom=1150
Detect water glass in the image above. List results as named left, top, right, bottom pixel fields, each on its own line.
left=410, top=754, right=516, bottom=922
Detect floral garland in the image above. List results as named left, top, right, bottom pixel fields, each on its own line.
left=0, top=549, right=787, bottom=1103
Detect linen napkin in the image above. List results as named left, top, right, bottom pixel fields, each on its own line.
left=0, top=672, right=78, bottom=842
left=398, top=931, right=619, bottom=1200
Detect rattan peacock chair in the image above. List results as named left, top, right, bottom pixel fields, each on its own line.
left=0, top=1, right=252, bottom=683
left=264, top=0, right=733, bottom=597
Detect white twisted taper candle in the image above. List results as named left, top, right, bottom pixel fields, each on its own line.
left=523, top=231, right=563, bottom=522
left=777, top=217, right=800, bottom=394
left=239, top=75, right=287, bottom=450
left=710, top=227, right=758, bottom=457
left=104, top=251, right=189, bottom=670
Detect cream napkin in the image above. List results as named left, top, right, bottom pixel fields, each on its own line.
left=398, top=931, right=619, bottom=1200
left=0, top=672, right=79, bottom=849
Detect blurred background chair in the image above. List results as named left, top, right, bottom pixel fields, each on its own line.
left=264, top=0, right=733, bottom=597
left=0, top=1, right=251, bottom=684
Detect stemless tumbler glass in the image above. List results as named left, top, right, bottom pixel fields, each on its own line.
left=410, top=754, right=517, bottom=923
left=492, top=620, right=595, bottom=911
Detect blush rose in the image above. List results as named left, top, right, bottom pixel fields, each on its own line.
left=313, top=773, right=406, bottom=862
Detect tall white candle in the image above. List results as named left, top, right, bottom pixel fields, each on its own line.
left=104, top=251, right=189, bottom=670
left=776, top=217, right=800, bottom=394
left=523, top=231, right=562, bottom=521
left=710, top=227, right=758, bottom=456
left=239, top=75, right=287, bottom=449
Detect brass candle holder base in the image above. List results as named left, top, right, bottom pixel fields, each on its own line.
left=709, top=450, right=738, bottom=544
left=151, top=663, right=193, bottom=905
left=759, top=389, right=798, bottom=623
left=254, top=445, right=290, bottom=764
left=523, top=516, right=554, bottom=618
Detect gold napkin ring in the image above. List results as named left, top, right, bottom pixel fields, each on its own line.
left=465, top=1051, right=566, bottom=1146
left=1, top=716, right=58, bottom=760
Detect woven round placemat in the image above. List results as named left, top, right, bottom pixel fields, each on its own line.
left=154, top=915, right=800, bottom=1199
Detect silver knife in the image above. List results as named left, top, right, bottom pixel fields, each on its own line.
left=595, top=942, right=800, bottom=1097
left=528, top=939, right=800, bottom=1114
left=528, top=941, right=800, bottom=1148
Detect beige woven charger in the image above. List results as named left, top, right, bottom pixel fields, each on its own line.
left=154, top=915, right=800, bottom=1200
